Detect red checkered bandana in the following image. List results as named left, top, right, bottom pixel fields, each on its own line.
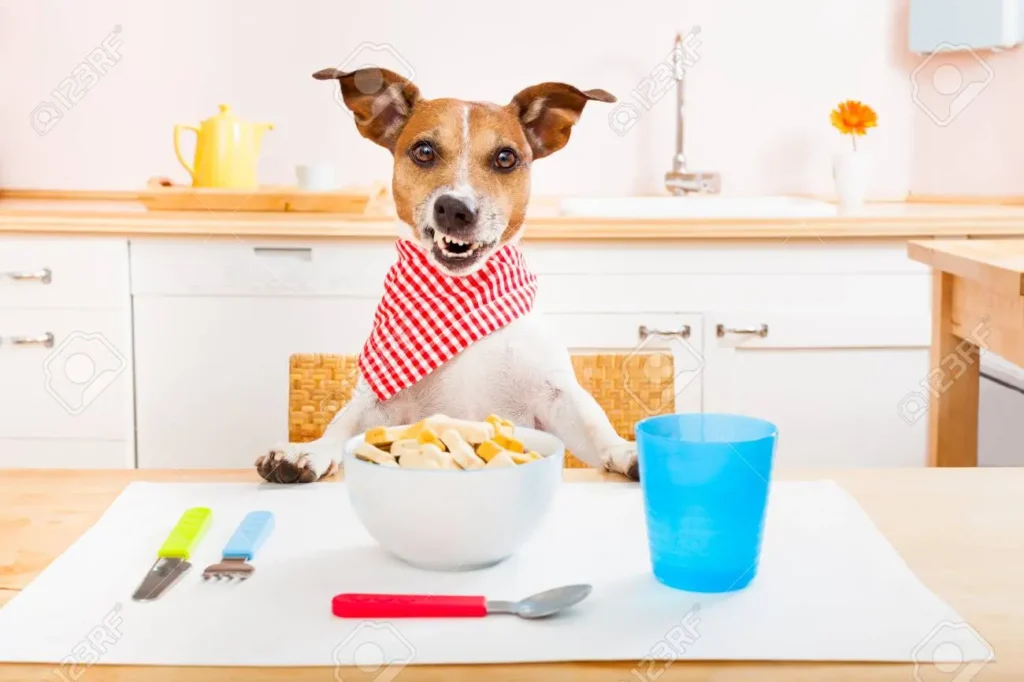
left=358, top=239, right=538, bottom=401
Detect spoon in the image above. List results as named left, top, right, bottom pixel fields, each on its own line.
left=332, top=584, right=593, bottom=620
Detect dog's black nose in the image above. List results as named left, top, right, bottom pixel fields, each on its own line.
left=433, top=194, right=477, bottom=232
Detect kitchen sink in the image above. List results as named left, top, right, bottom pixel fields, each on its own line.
left=558, top=195, right=838, bottom=219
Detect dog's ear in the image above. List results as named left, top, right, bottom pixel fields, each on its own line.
left=313, top=67, right=421, bottom=152
left=508, top=83, right=616, bottom=159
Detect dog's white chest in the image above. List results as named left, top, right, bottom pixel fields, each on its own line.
left=382, top=312, right=574, bottom=425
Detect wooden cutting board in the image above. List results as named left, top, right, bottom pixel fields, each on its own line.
left=139, top=177, right=388, bottom=214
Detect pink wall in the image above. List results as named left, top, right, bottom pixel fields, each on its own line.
left=909, top=47, right=1024, bottom=196
left=0, top=0, right=1019, bottom=197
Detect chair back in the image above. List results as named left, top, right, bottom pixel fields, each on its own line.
left=288, top=352, right=675, bottom=468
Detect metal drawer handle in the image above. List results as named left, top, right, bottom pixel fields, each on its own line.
left=716, top=324, right=768, bottom=338
left=2, top=268, right=52, bottom=284
left=639, top=324, right=691, bottom=340
left=5, top=332, right=55, bottom=348
left=253, top=247, right=312, bottom=260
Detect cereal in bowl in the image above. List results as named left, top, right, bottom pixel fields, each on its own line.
left=353, top=414, right=544, bottom=470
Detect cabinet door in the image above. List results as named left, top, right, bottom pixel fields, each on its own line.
left=0, top=237, right=129, bottom=309
left=543, top=313, right=704, bottom=419
left=0, top=309, right=134, bottom=442
left=0, top=439, right=130, bottom=468
left=134, top=297, right=378, bottom=469
left=702, top=312, right=930, bottom=469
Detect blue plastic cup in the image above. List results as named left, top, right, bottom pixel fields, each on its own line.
left=635, top=413, right=777, bottom=593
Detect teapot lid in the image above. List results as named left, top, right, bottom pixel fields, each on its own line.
left=200, top=103, right=273, bottom=131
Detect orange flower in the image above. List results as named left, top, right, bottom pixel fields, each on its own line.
left=831, top=100, right=878, bottom=136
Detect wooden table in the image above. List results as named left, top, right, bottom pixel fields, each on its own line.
left=909, top=239, right=1024, bottom=466
left=1, top=468, right=1023, bottom=681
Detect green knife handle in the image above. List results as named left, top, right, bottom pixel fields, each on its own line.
left=158, top=507, right=212, bottom=559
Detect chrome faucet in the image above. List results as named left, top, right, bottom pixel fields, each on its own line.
left=664, top=31, right=721, bottom=196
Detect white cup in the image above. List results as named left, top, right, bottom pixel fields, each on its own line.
left=296, top=163, right=338, bottom=191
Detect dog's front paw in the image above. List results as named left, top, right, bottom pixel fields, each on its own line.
left=255, top=443, right=338, bottom=484
left=601, top=441, right=639, bottom=481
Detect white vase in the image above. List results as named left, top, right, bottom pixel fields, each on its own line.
left=832, top=150, right=867, bottom=213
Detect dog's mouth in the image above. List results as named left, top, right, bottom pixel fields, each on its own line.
left=424, top=227, right=494, bottom=272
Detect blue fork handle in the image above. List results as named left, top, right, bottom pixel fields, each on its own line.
left=222, top=511, right=275, bottom=560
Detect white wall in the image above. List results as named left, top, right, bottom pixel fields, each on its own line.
left=0, top=0, right=924, bottom=199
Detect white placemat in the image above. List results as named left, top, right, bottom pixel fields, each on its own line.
left=0, top=481, right=994, bottom=670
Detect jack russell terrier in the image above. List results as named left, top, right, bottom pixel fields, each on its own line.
left=254, top=66, right=640, bottom=483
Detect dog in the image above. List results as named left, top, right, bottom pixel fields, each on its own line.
left=254, top=66, right=640, bottom=483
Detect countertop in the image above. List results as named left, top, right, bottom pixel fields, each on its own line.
left=909, top=238, right=1024, bottom=295
left=1, top=467, right=1022, bottom=681
left=4, top=192, right=1024, bottom=240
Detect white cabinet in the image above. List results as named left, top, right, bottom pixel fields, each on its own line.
left=531, top=240, right=933, bottom=468
left=130, top=239, right=387, bottom=469
left=0, top=233, right=939, bottom=471
left=0, top=237, right=133, bottom=468
left=133, top=297, right=379, bottom=469
left=129, top=239, right=394, bottom=297
left=0, top=440, right=130, bottom=469
left=0, top=237, right=128, bottom=308
left=702, top=312, right=931, bottom=468
left=543, top=307, right=931, bottom=469
left=0, top=309, right=132, bottom=439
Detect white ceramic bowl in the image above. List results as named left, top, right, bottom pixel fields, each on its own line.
left=342, top=426, right=564, bottom=571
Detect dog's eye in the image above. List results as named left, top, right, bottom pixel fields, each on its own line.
left=410, top=142, right=436, bottom=167
left=493, top=148, right=518, bottom=171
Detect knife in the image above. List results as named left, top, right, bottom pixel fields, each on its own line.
left=132, top=507, right=212, bottom=602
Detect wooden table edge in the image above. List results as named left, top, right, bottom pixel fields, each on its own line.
left=908, top=238, right=1024, bottom=296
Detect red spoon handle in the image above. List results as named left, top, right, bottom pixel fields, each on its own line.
left=332, top=593, right=488, bottom=618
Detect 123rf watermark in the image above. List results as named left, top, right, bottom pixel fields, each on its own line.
left=911, top=619, right=994, bottom=682
left=897, top=317, right=990, bottom=425
left=910, top=43, right=994, bottom=128
left=47, top=603, right=124, bottom=682
left=43, top=331, right=127, bottom=416
left=329, top=42, right=415, bottom=125
left=332, top=621, right=415, bottom=682
left=31, top=25, right=124, bottom=136
left=623, top=604, right=702, bottom=681
left=621, top=325, right=704, bottom=416
left=609, top=27, right=702, bottom=136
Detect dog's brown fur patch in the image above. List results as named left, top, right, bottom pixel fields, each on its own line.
left=507, top=83, right=616, bottom=160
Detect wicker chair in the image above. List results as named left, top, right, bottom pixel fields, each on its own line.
left=288, top=352, right=675, bottom=468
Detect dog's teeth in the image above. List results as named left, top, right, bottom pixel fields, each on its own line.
left=444, top=243, right=480, bottom=259
left=432, top=230, right=481, bottom=258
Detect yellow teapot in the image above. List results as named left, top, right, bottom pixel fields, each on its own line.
left=174, top=104, right=273, bottom=189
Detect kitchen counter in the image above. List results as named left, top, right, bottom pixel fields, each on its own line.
left=3, top=193, right=1024, bottom=240
left=1, top=467, right=1022, bottom=681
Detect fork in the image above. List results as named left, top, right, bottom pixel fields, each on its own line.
left=202, top=511, right=275, bottom=582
